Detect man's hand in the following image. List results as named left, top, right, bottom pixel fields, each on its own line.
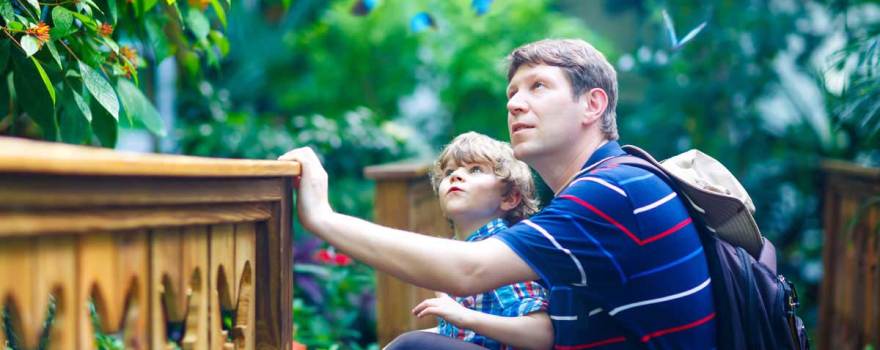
left=412, top=292, right=476, bottom=330
left=278, top=147, right=333, bottom=232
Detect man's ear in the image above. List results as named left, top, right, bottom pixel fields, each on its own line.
left=500, top=191, right=522, bottom=212
left=581, top=87, right=608, bottom=126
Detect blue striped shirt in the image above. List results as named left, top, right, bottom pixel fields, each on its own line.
left=439, top=218, right=549, bottom=350
left=495, top=141, right=716, bottom=350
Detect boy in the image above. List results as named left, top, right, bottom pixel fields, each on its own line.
left=387, top=132, right=553, bottom=350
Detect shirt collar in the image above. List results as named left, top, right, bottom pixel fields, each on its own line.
left=465, top=218, right=508, bottom=242
left=574, top=140, right=626, bottom=176
left=554, top=141, right=626, bottom=196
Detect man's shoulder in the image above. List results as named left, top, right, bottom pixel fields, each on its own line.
left=563, top=162, right=670, bottom=200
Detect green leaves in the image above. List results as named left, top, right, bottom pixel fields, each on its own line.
left=0, top=1, right=14, bottom=23
left=78, top=60, right=119, bottom=121
left=24, top=0, right=40, bottom=17
left=72, top=90, right=92, bottom=122
left=32, top=57, right=55, bottom=104
left=117, top=79, right=165, bottom=136
left=12, top=52, right=57, bottom=140
left=210, top=0, right=226, bottom=28
left=185, top=8, right=210, bottom=41
left=51, top=7, right=75, bottom=38
left=0, top=0, right=228, bottom=147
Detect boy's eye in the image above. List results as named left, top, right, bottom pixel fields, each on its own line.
left=444, top=169, right=454, bottom=177
left=469, top=165, right=484, bottom=174
left=532, top=81, right=545, bottom=90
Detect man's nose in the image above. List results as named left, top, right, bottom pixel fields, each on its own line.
left=507, top=94, right=528, bottom=116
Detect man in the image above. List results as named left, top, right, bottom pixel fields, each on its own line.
left=281, top=39, right=717, bottom=349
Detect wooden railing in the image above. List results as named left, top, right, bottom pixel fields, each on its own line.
left=364, top=161, right=452, bottom=346
left=819, top=159, right=880, bottom=350
left=0, top=137, right=297, bottom=350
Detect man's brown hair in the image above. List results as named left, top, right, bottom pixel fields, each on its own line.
left=507, top=38, right=619, bottom=140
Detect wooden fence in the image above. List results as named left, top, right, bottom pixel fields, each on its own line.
left=364, top=162, right=452, bottom=346
left=819, top=159, right=880, bottom=349
left=0, top=137, right=297, bottom=350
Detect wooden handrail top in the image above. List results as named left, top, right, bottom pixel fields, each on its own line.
left=0, top=136, right=300, bottom=177
left=822, top=159, right=880, bottom=180
left=364, top=160, right=433, bottom=180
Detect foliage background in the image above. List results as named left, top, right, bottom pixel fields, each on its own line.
left=2, top=0, right=879, bottom=348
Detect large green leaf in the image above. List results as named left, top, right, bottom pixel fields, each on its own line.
left=90, top=97, right=117, bottom=147
left=78, top=60, right=119, bottom=120
left=106, top=0, right=117, bottom=24
left=46, top=41, right=63, bottom=69
left=0, top=1, right=14, bottom=23
left=145, top=18, right=172, bottom=62
left=31, top=57, right=55, bottom=104
left=51, top=7, right=75, bottom=38
left=24, top=0, right=40, bottom=17
left=12, top=52, right=57, bottom=140
left=210, top=0, right=226, bottom=28
left=185, top=8, right=210, bottom=41
left=72, top=89, right=92, bottom=122
left=209, top=30, right=229, bottom=56
left=20, top=35, right=40, bottom=57
left=117, top=79, right=165, bottom=136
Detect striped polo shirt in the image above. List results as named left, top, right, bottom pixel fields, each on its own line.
left=494, top=141, right=716, bottom=349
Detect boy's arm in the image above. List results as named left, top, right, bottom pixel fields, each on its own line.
left=279, top=147, right=539, bottom=295
left=413, top=293, right=553, bottom=350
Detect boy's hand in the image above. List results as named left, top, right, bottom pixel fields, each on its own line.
left=278, top=147, right=333, bottom=232
left=412, top=292, right=476, bottom=330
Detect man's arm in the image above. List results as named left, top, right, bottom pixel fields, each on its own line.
left=412, top=293, right=553, bottom=350
left=279, top=147, right=539, bottom=295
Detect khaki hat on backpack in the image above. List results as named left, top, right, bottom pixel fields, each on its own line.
left=623, top=146, right=765, bottom=259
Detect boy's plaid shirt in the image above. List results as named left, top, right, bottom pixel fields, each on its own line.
left=437, top=218, right=549, bottom=350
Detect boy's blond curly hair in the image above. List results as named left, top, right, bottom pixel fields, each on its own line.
left=430, top=132, right=539, bottom=224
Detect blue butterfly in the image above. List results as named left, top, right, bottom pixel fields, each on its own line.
left=352, top=0, right=377, bottom=16
left=472, top=0, right=492, bottom=16
left=411, top=12, right=435, bottom=32
left=662, top=9, right=707, bottom=51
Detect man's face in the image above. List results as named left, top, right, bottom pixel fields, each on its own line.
left=506, top=64, right=586, bottom=164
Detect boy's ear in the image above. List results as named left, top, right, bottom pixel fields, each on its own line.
left=501, top=191, right=522, bottom=212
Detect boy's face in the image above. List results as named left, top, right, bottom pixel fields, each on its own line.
left=437, top=161, right=511, bottom=227
left=506, top=64, right=587, bottom=164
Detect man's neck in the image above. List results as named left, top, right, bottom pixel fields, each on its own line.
left=534, top=137, right=609, bottom=194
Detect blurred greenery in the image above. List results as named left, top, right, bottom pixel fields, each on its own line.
left=2, top=0, right=879, bottom=348
left=0, top=0, right=230, bottom=144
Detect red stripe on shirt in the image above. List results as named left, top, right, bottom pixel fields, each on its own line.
left=559, top=195, right=693, bottom=246
left=640, top=218, right=693, bottom=244
left=640, top=312, right=716, bottom=343
left=554, top=336, right=627, bottom=350
left=559, top=195, right=641, bottom=243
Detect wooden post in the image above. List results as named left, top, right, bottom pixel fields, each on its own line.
left=365, top=161, right=453, bottom=346
left=819, top=159, right=880, bottom=350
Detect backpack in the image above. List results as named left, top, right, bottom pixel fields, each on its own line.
left=603, top=145, right=810, bottom=350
